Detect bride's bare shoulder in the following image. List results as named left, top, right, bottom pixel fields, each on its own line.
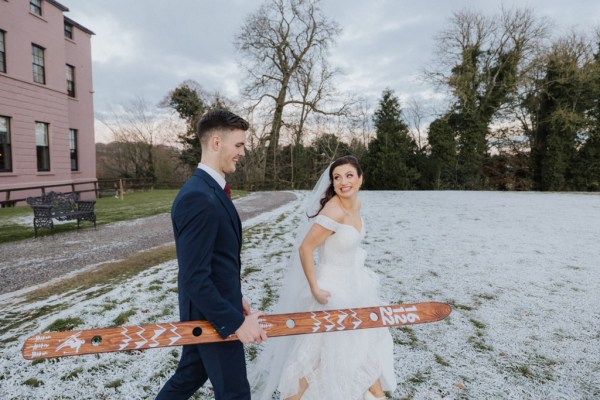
left=319, top=197, right=345, bottom=223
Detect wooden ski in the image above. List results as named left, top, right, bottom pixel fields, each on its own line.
left=22, top=302, right=451, bottom=360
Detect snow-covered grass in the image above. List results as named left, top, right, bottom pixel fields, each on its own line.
left=1, top=191, right=599, bottom=399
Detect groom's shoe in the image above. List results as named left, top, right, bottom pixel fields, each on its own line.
left=364, top=390, right=386, bottom=400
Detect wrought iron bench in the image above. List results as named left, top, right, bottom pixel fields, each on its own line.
left=26, top=191, right=96, bottom=237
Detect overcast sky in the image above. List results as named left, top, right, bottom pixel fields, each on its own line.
left=58, top=0, right=599, bottom=133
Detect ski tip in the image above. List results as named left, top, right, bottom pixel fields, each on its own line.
left=438, top=302, right=452, bottom=318
left=425, top=302, right=452, bottom=321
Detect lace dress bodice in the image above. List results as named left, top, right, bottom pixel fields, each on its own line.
left=313, top=214, right=366, bottom=268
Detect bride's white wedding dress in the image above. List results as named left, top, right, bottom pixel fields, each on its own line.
left=263, top=214, right=397, bottom=400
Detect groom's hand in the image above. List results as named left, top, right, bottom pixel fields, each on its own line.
left=235, top=312, right=268, bottom=345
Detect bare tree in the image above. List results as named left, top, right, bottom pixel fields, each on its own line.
left=99, top=97, right=175, bottom=180
left=405, top=97, right=429, bottom=152
left=235, top=0, right=343, bottom=186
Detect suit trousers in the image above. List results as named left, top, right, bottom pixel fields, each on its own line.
left=155, top=341, right=250, bottom=400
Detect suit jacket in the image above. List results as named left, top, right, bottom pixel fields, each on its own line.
left=171, top=168, right=244, bottom=339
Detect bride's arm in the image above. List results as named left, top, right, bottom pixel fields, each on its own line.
left=298, top=224, right=333, bottom=304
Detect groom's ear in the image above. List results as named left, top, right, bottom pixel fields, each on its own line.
left=208, top=133, right=221, bottom=152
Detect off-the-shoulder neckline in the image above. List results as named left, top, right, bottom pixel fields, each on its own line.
left=313, top=214, right=363, bottom=234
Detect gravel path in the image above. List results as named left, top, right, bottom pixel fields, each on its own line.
left=0, top=191, right=296, bottom=297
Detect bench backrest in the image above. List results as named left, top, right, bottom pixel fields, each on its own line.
left=26, top=191, right=78, bottom=212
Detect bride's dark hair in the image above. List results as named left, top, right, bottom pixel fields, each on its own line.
left=309, top=155, right=363, bottom=218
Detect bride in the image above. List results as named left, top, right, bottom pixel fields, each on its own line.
left=249, top=155, right=396, bottom=400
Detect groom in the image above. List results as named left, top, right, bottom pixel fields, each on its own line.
left=156, top=110, right=267, bottom=400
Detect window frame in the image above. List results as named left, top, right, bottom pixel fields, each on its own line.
left=0, top=116, right=12, bottom=173
left=29, top=0, right=42, bottom=16
left=0, top=30, right=6, bottom=74
left=64, top=22, right=73, bottom=39
left=32, top=44, right=45, bottom=84
left=69, top=129, right=78, bottom=171
left=35, top=122, right=50, bottom=172
left=66, top=64, right=75, bottom=97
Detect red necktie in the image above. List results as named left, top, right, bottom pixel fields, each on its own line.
left=224, top=183, right=231, bottom=199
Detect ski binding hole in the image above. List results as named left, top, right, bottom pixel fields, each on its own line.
left=286, top=319, right=295, bottom=329
left=369, top=312, right=378, bottom=322
left=91, top=336, right=102, bottom=346
left=192, top=327, right=203, bottom=337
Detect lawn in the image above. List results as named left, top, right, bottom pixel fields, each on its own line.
left=1, top=191, right=598, bottom=399
left=0, top=189, right=244, bottom=244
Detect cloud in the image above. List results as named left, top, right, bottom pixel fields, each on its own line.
left=87, top=16, right=140, bottom=65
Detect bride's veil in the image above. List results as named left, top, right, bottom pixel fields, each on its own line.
left=248, top=164, right=332, bottom=399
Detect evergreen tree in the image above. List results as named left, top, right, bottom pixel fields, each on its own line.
left=529, top=37, right=597, bottom=190
left=164, top=81, right=231, bottom=171
left=363, top=89, right=419, bottom=189
left=569, top=42, right=600, bottom=190
left=427, top=116, right=458, bottom=189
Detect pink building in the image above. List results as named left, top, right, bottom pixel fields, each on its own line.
left=0, top=0, right=96, bottom=206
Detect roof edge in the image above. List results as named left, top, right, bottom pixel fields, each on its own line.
left=46, top=0, right=69, bottom=12
left=64, top=16, right=95, bottom=36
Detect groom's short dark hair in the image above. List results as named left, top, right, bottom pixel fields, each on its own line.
left=196, top=109, right=249, bottom=145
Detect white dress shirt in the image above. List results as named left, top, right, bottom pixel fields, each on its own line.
left=198, top=163, right=226, bottom=190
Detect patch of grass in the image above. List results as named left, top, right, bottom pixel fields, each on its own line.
left=61, top=367, right=84, bottom=381
left=469, top=318, right=486, bottom=330
left=112, top=309, right=137, bottom=326
left=44, top=316, right=84, bottom=332
left=467, top=316, right=492, bottom=352
left=408, top=369, right=430, bottom=384
left=105, top=379, right=124, bottom=389
left=0, top=303, right=70, bottom=335
left=513, top=365, right=534, bottom=379
left=0, top=336, right=19, bottom=345
left=154, top=293, right=169, bottom=303
left=23, top=244, right=176, bottom=302
left=87, top=364, right=111, bottom=374
left=101, top=302, right=117, bottom=312
left=434, top=353, right=450, bottom=366
left=474, top=293, right=497, bottom=302
left=393, top=326, right=420, bottom=349
left=151, top=305, right=174, bottom=320
left=241, top=267, right=261, bottom=280
left=247, top=345, right=258, bottom=361
left=260, top=282, right=277, bottom=311
left=468, top=335, right=493, bottom=352
left=148, top=284, right=162, bottom=292
left=448, top=300, right=474, bottom=311
left=23, top=378, right=44, bottom=387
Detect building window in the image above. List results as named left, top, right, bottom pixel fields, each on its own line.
left=69, top=129, right=78, bottom=171
left=0, top=116, right=12, bottom=172
left=32, top=44, right=45, bottom=84
left=66, top=64, right=75, bottom=97
left=64, top=22, right=73, bottom=39
left=29, top=0, right=42, bottom=16
left=36, top=122, right=50, bottom=171
left=0, top=30, right=6, bottom=73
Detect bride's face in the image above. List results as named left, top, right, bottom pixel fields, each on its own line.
left=332, top=164, right=362, bottom=198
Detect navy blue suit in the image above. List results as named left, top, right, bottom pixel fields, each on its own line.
left=156, top=168, right=249, bottom=400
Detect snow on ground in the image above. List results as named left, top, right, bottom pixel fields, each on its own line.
left=0, top=191, right=599, bottom=399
